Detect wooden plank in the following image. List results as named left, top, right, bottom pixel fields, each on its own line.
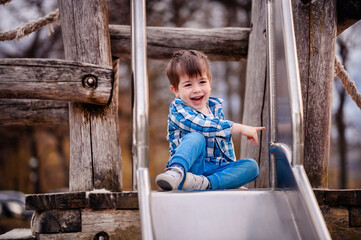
left=81, top=209, right=140, bottom=240
left=110, top=25, right=250, bottom=61
left=0, top=229, right=35, bottom=240
left=25, top=191, right=138, bottom=211
left=25, top=192, right=86, bottom=211
left=292, top=0, right=337, bottom=188
left=36, top=210, right=141, bottom=240
left=240, top=0, right=268, bottom=188
left=31, top=210, right=81, bottom=234
left=0, top=99, right=68, bottom=126
left=319, top=206, right=351, bottom=239
left=58, top=0, right=122, bottom=192
left=324, top=190, right=361, bottom=207
left=0, top=58, right=113, bottom=105
left=88, top=191, right=138, bottom=210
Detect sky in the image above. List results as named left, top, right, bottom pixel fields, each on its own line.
left=333, top=21, right=361, bottom=142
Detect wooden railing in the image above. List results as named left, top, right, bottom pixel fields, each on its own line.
left=0, top=26, right=250, bottom=126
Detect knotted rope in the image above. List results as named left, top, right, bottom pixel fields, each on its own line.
left=0, top=8, right=59, bottom=41
left=334, top=56, right=361, bottom=110
left=112, top=57, right=120, bottom=83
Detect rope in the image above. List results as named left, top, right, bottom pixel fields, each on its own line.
left=1, top=3, right=359, bottom=111
left=112, top=58, right=119, bottom=82
left=0, top=0, right=11, bottom=5
left=0, top=8, right=59, bottom=41
left=334, top=56, right=361, bottom=110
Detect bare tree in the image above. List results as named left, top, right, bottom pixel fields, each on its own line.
left=333, top=21, right=361, bottom=188
left=335, top=37, right=348, bottom=188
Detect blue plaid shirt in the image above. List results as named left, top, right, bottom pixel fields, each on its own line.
left=167, top=97, right=235, bottom=166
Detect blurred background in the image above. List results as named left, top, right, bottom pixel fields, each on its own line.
left=0, top=0, right=360, bottom=233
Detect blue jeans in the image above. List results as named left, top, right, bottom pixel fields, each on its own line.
left=167, top=132, right=259, bottom=190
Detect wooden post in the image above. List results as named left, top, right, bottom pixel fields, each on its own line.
left=58, top=0, right=122, bottom=191
left=240, top=0, right=269, bottom=188
left=292, top=0, right=337, bottom=188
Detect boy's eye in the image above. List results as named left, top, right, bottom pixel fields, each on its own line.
left=200, top=80, right=207, bottom=84
left=184, top=83, right=192, bottom=87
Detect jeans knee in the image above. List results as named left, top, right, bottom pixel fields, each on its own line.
left=245, top=158, right=259, bottom=179
left=183, top=132, right=206, bottom=148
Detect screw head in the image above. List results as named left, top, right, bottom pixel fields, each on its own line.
left=94, top=231, right=109, bottom=240
left=83, top=75, right=98, bottom=89
left=87, top=77, right=95, bottom=85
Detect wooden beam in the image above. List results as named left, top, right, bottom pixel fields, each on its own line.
left=337, top=0, right=361, bottom=35
left=31, top=210, right=81, bottom=234
left=292, top=0, right=337, bottom=187
left=26, top=192, right=86, bottom=211
left=240, top=0, right=269, bottom=188
left=26, top=191, right=141, bottom=239
left=58, top=0, right=122, bottom=192
left=0, top=26, right=249, bottom=126
left=0, top=58, right=113, bottom=105
left=34, top=210, right=141, bottom=239
left=0, top=99, right=68, bottom=126
left=25, top=191, right=138, bottom=211
left=110, top=25, right=250, bottom=61
left=88, top=192, right=138, bottom=210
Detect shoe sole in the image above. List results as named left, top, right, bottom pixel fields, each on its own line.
left=156, top=179, right=173, bottom=191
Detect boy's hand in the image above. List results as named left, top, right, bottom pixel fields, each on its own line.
left=231, top=123, right=265, bottom=146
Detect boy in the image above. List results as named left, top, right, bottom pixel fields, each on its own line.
left=156, top=50, right=265, bottom=191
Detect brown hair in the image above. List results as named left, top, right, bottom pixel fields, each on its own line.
left=166, top=50, right=212, bottom=90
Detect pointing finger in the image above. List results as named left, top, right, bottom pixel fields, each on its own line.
left=256, top=127, right=266, bottom=131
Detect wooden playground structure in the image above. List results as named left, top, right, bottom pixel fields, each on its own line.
left=1, top=0, right=361, bottom=239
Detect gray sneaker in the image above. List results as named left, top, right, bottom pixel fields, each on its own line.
left=156, top=167, right=184, bottom=191
left=182, top=172, right=209, bottom=190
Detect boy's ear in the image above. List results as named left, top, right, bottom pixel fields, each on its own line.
left=170, top=85, right=179, bottom=97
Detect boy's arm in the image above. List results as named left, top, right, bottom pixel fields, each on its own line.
left=232, top=123, right=265, bottom=146
left=169, top=108, right=233, bottom=139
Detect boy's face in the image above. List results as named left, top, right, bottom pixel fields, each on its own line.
left=170, top=73, right=211, bottom=113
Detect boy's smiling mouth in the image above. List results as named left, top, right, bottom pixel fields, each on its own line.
left=191, top=96, right=204, bottom=104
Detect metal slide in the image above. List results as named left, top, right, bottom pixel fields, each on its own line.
left=131, top=0, right=331, bottom=239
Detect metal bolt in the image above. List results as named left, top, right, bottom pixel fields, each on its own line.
left=83, top=75, right=97, bottom=89
left=94, top=231, right=109, bottom=240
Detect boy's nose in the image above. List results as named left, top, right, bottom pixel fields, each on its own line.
left=193, top=84, right=201, bottom=92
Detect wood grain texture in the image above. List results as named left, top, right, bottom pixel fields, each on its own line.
left=31, top=210, right=81, bottom=234
left=58, top=0, right=122, bottom=192
left=0, top=99, right=68, bottom=126
left=81, top=209, right=140, bottom=239
left=25, top=192, right=86, bottom=211
left=88, top=191, right=138, bottom=209
left=110, top=25, right=250, bottom=61
left=0, top=58, right=112, bottom=105
left=350, top=208, right=361, bottom=227
left=292, top=0, right=337, bottom=187
left=0, top=229, right=35, bottom=240
left=35, top=210, right=141, bottom=240
left=25, top=191, right=138, bottom=211
left=240, top=0, right=269, bottom=188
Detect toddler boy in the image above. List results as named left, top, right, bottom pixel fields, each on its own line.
left=156, top=50, right=265, bottom=191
